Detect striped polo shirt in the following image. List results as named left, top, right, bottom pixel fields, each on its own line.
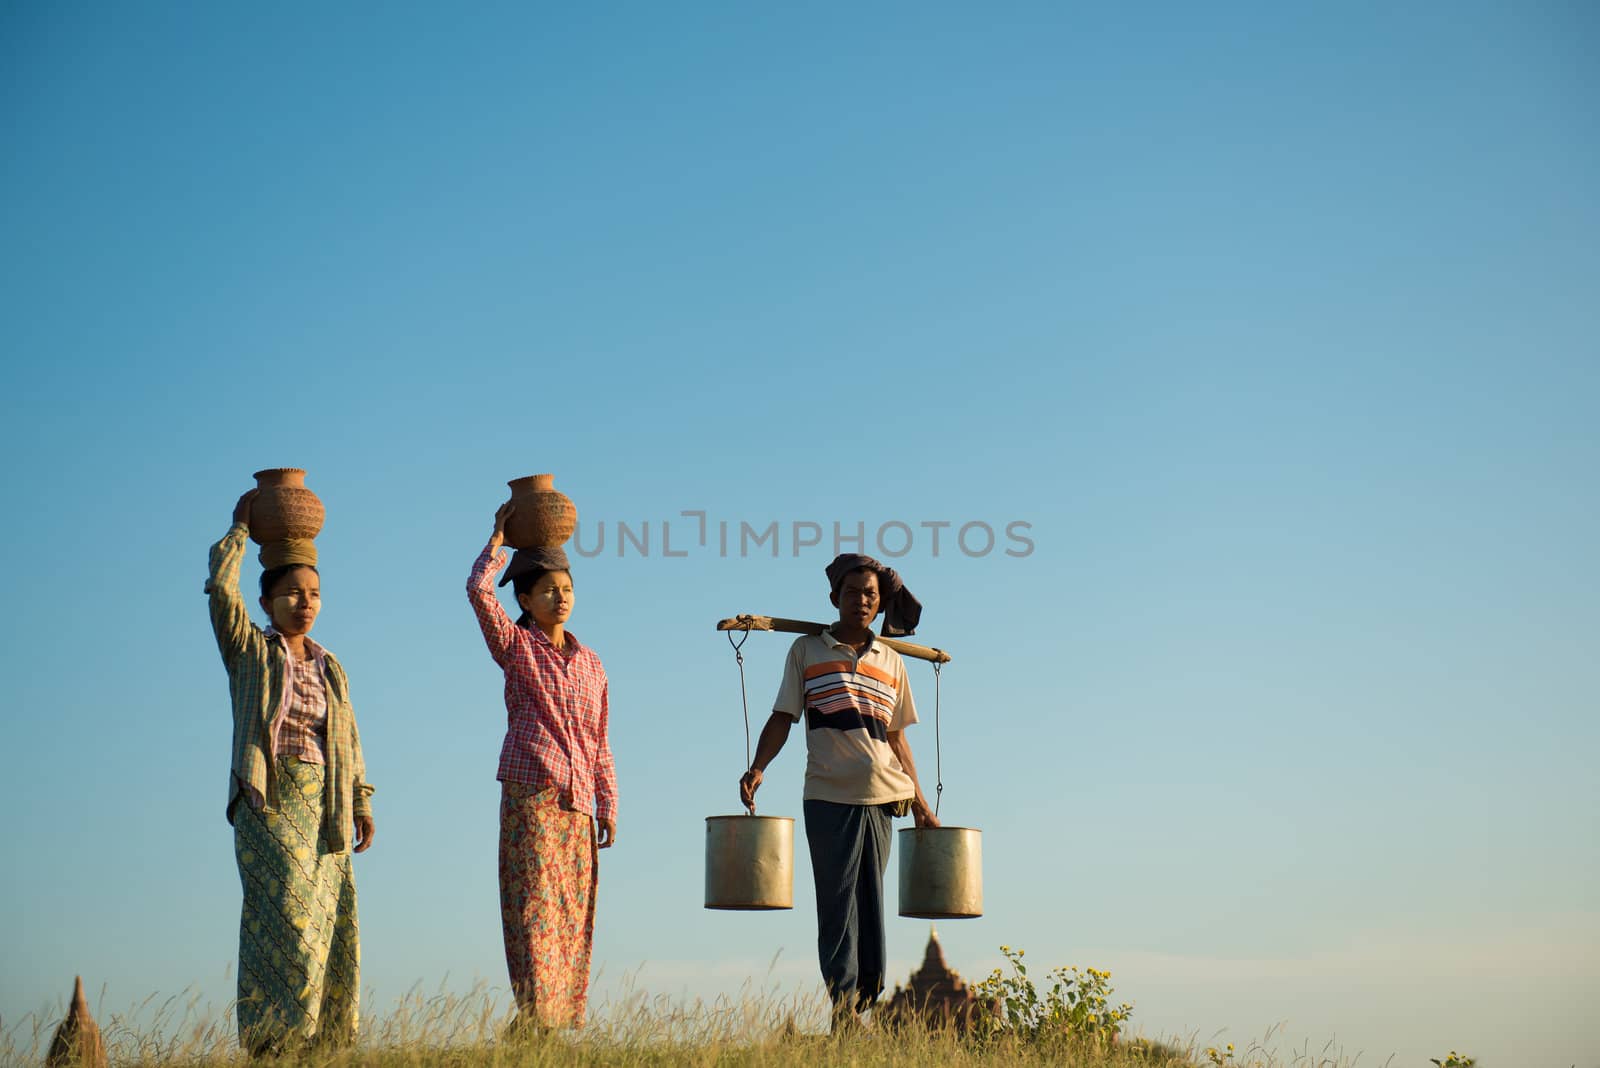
left=773, top=629, right=919, bottom=805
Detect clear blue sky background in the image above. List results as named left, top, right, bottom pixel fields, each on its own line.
left=2, top=3, right=1596, bottom=1065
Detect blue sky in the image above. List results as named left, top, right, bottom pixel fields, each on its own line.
left=2, top=3, right=1596, bottom=1065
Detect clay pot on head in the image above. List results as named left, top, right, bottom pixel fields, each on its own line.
left=250, top=468, right=325, bottom=545
left=504, top=474, right=577, bottom=549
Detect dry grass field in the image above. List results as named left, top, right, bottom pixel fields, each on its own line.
left=3, top=985, right=1389, bottom=1068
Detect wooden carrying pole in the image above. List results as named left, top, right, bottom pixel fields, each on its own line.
left=716, top=614, right=952, bottom=664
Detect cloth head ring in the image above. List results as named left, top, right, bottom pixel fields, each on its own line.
left=499, top=545, right=572, bottom=586
left=260, top=539, right=318, bottom=569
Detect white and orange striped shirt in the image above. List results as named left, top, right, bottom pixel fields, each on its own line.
left=773, top=629, right=918, bottom=805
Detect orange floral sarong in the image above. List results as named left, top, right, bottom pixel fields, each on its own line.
left=499, top=782, right=598, bottom=1028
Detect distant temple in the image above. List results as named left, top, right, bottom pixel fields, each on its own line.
left=878, top=927, right=995, bottom=1032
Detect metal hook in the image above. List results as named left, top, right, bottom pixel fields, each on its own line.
left=932, top=660, right=944, bottom=819
left=728, top=626, right=754, bottom=770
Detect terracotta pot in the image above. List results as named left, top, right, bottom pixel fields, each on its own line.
left=504, top=473, right=577, bottom=549
left=250, top=468, right=325, bottom=545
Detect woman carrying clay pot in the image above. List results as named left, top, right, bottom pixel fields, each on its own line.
left=467, top=500, right=617, bottom=1031
left=205, top=489, right=375, bottom=1055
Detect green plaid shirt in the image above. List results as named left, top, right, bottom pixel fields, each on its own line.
left=206, top=523, right=373, bottom=852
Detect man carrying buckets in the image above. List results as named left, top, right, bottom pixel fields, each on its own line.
left=738, top=554, right=940, bottom=1031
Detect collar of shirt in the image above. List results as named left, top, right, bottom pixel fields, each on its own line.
left=529, top=624, right=584, bottom=657
left=264, top=626, right=328, bottom=668
left=820, top=626, right=880, bottom=657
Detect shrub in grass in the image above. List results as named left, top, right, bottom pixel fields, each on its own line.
left=971, top=946, right=1134, bottom=1047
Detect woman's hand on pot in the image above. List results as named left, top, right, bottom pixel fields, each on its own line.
left=233, top=489, right=258, bottom=529
left=911, top=797, right=940, bottom=829
left=489, top=500, right=515, bottom=550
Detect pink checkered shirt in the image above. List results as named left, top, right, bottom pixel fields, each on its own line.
left=274, top=653, right=329, bottom=764
left=467, top=544, right=617, bottom=821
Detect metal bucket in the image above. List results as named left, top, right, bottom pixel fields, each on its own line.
left=898, top=826, right=983, bottom=919
left=704, top=815, right=794, bottom=910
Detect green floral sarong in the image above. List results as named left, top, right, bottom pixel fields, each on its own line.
left=234, top=756, right=360, bottom=1053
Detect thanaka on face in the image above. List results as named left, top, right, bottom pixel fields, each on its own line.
left=260, top=566, right=321, bottom=638
left=517, top=571, right=574, bottom=633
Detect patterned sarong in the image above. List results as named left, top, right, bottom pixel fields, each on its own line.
left=499, top=782, right=598, bottom=1029
left=234, top=756, right=360, bottom=1053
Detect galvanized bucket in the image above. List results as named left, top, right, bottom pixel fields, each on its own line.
left=704, top=815, right=794, bottom=910
left=898, top=826, right=983, bottom=918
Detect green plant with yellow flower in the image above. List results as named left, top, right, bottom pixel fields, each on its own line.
left=1203, top=1042, right=1235, bottom=1065
left=1429, top=1053, right=1475, bottom=1067
left=970, top=945, right=1133, bottom=1045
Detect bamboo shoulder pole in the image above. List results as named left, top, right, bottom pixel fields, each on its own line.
left=716, top=614, right=952, bottom=664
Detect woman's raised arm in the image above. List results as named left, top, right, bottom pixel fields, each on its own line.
left=466, top=501, right=518, bottom=664
left=206, top=490, right=262, bottom=667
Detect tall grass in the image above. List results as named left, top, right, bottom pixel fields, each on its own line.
left=0, top=986, right=1380, bottom=1068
